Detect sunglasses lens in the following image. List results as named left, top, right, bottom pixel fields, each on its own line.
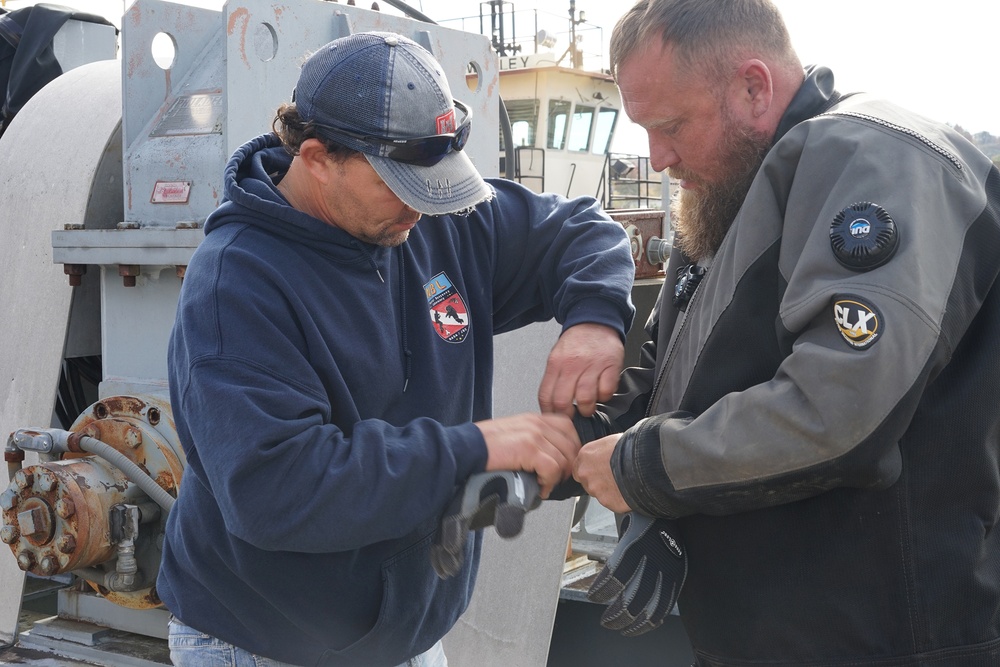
left=381, top=102, right=472, bottom=166
left=387, top=137, right=451, bottom=166
left=453, top=123, right=471, bottom=152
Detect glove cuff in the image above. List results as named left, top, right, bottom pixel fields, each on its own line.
left=572, top=409, right=613, bottom=444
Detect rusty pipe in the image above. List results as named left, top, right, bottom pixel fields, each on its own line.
left=12, top=428, right=175, bottom=512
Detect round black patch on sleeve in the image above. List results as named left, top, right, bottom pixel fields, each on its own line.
left=829, top=202, right=899, bottom=271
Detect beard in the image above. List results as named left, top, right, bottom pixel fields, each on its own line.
left=368, top=228, right=411, bottom=247
left=358, top=210, right=421, bottom=247
left=669, top=116, right=772, bottom=261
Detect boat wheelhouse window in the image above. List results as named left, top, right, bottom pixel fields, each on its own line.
left=592, top=107, right=618, bottom=154
left=568, top=105, right=594, bottom=152
left=547, top=99, right=572, bottom=150
left=500, top=99, right=539, bottom=149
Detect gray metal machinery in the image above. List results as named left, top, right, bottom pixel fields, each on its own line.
left=0, top=2, right=692, bottom=664
left=0, top=1, right=564, bottom=664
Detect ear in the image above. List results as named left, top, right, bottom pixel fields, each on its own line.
left=735, top=59, right=773, bottom=119
left=297, top=138, right=335, bottom=184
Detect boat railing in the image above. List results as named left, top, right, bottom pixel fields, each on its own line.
left=599, top=152, right=666, bottom=211
left=502, top=145, right=546, bottom=192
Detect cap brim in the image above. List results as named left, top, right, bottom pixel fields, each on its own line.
left=366, top=149, right=493, bottom=216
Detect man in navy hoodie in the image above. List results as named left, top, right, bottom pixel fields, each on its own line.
left=158, top=31, right=635, bottom=667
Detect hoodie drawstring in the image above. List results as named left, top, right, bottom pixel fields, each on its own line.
left=351, top=240, right=411, bottom=391
left=351, top=240, right=385, bottom=283
left=398, top=251, right=412, bottom=392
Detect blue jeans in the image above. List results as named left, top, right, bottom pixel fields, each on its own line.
left=168, top=617, right=448, bottom=667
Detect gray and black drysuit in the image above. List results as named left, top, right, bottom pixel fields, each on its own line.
left=595, top=66, right=1000, bottom=666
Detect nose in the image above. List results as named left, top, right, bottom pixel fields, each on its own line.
left=647, top=134, right=680, bottom=173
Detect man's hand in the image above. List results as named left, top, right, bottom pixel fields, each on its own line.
left=538, top=323, right=624, bottom=418
left=476, top=412, right=581, bottom=499
left=573, top=433, right=630, bottom=513
left=587, top=512, right=687, bottom=636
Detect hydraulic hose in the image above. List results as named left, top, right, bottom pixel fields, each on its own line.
left=12, top=428, right=177, bottom=514
left=77, top=435, right=176, bottom=512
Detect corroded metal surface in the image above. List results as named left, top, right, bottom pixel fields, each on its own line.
left=609, top=209, right=668, bottom=279
left=2, top=396, right=184, bottom=612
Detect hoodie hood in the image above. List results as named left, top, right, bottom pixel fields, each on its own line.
left=210, top=133, right=392, bottom=269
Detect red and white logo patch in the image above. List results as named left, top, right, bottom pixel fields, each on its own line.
left=424, top=272, right=470, bottom=343
left=436, top=108, right=456, bottom=134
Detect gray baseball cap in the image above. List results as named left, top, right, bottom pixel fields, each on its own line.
left=294, top=32, right=492, bottom=216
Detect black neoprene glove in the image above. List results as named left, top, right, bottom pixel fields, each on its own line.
left=430, top=471, right=542, bottom=578
left=547, top=409, right=616, bottom=500
left=586, top=511, right=687, bottom=636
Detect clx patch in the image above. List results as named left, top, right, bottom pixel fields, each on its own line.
left=424, top=272, right=470, bottom=343
left=833, top=295, right=883, bottom=350
left=829, top=202, right=899, bottom=271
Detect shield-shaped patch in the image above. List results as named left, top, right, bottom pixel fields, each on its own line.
left=424, top=271, right=470, bottom=343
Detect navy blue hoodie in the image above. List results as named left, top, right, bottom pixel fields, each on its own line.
left=158, top=133, right=634, bottom=666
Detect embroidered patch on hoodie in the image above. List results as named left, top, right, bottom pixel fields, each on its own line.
left=424, top=272, right=470, bottom=343
left=833, top=295, right=883, bottom=350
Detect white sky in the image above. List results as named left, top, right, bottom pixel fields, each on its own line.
left=7, top=0, right=997, bottom=154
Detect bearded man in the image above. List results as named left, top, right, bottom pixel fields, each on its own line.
left=572, top=1, right=1000, bottom=666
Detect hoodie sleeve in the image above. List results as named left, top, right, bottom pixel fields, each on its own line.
left=481, top=178, right=635, bottom=338
left=174, top=355, right=487, bottom=552
left=169, top=226, right=489, bottom=553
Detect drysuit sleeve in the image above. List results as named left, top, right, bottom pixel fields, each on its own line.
left=611, top=110, right=1000, bottom=518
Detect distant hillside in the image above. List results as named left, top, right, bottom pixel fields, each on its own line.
left=952, top=126, right=1000, bottom=163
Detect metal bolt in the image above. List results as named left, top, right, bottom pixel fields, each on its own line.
left=12, top=469, right=33, bottom=491
left=1, top=525, right=18, bottom=544
left=36, top=472, right=56, bottom=493
left=147, top=407, right=161, bottom=426
left=17, top=506, right=51, bottom=539
left=0, top=490, right=17, bottom=511
left=125, top=427, right=142, bottom=449
left=63, top=264, right=87, bottom=287
left=57, top=534, right=76, bottom=554
left=118, top=264, right=140, bottom=287
left=16, top=551, right=35, bottom=571
left=55, top=498, right=76, bottom=519
left=39, top=555, right=58, bottom=575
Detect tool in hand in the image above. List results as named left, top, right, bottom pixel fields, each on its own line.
left=430, top=471, right=542, bottom=578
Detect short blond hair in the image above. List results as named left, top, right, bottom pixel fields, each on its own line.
left=610, top=0, right=800, bottom=89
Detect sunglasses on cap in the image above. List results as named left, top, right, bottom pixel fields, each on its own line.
left=311, top=100, right=472, bottom=167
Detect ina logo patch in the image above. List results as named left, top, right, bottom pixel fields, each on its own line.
left=424, top=272, right=470, bottom=343
left=833, top=295, right=883, bottom=349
